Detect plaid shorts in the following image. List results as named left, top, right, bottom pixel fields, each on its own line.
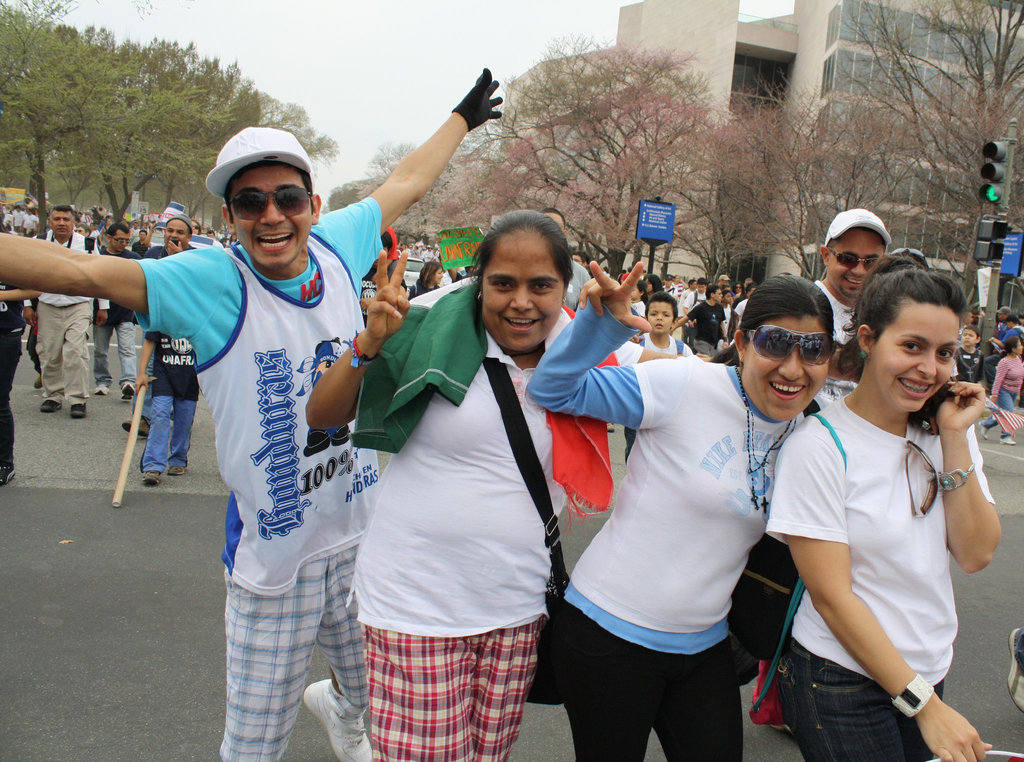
left=364, top=618, right=544, bottom=761
left=220, top=546, right=367, bottom=761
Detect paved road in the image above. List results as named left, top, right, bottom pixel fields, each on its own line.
left=2, top=343, right=1023, bottom=760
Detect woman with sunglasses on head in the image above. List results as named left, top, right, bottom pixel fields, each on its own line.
left=530, top=272, right=834, bottom=761
left=766, top=260, right=1001, bottom=762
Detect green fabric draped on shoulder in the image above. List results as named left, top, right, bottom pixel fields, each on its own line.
left=352, top=283, right=487, bottom=453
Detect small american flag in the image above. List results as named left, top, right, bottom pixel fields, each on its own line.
left=985, top=400, right=1024, bottom=434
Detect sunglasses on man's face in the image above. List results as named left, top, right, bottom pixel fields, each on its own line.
left=826, top=247, right=880, bottom=269
left=745, top=324, right=834, bottom=365
left=229, top=186, right=311, bottom=221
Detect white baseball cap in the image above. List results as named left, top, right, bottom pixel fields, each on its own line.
left=825, top=208, right=891, bottom=248
left=206, top=127, right=314, bottom=198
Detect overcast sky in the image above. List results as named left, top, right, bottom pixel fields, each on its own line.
left=63, top=0, right=794, bottom=195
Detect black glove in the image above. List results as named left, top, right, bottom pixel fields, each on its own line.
left=452, top=68, right=503, bottom=131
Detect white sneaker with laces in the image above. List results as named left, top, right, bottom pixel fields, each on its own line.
left=1001, top=437, right=1017, bottom=446
left=302, top=680, right=371, bottom=762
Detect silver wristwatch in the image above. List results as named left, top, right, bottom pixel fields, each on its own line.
left=892, top=673, right=934, bottom=717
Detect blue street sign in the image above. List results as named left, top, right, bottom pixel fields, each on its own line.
left=636, top=199, right=676, bottom=244
left=1001, top=232, right=1023, bottom=277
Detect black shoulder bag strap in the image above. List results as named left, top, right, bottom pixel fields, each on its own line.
left=482, top=358, right=569, bottom=599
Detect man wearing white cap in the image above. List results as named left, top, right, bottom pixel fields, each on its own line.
left=817, top=208, right=890, bottom=343
left=816, top=208, right=890, bottom=404
left=0, top=68, right=503, bottom=761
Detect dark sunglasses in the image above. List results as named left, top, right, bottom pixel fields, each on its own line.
left=826, top=247, right=880, bottom=269
left=904, top=440, right=938, bottom=518
left=745, top=324, right=834, bottom=365
left=229, top=186, right=311, bottom=221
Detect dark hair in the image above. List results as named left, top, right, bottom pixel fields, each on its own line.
left=688, top=278, right=697, bottom=286
left=1004, top=335, right=1022, bottom=355
left=961, top=325, right=979, bottom=336
left=417, top=259, right=443, bottom=288
left=696, top=277, right=707, bottom=286
left=106, top=221, right=130, bottom=237
left=714, top=275, right=833, bottom=364
left=837, top=257, right=967, bottom=377
left=646, top=291, right=679, bottom=320
left=50, top=204, right=73, bottom=216
left=473, top=210, right=572, bottom=287
left=1007, top=314, right=1020, bottom=324
left=541, top=207, right=566, bottom=225
left=223, top=160, right=314, bottom=212
left=706, top=284, right=722, bottom=298
left=645, top=274, right=664, bottom=295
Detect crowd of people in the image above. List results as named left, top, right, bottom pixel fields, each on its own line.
left=0, top=65, right=1021, bottom=762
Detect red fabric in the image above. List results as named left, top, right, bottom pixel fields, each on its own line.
left=748, top=659, right=785, bottom=726
left=383, top=227, right=399, bottom=260
left=547, top=308, right=618, bottom=516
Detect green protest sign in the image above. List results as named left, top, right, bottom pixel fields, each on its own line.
left=438, top=226, right=483, bottom=270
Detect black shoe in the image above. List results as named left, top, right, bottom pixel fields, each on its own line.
left=121, top=383, right=135, bottom=401
left=122, top=415, right=149, bottom=437
left=0, top=465, right=13, bottom=486
left=70, top=403, right=87, bottom=419
left=39, top=399, right=62, bottom=413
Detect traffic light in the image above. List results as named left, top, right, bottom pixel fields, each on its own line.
left=973, top=215, right=1008, bottom=261
left=980, top=141, right=1009, bottom=204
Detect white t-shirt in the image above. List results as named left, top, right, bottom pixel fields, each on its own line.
left=354, top=313, right=642, bottom=637
left=641, top=334, right=692, bottom=357
left=569, top=358, right=796, bottom=633
left=767, top=400, right=992, bottom=683
left=815, top=280, right=854, bottom=345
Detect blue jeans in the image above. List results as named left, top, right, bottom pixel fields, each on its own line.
left=778, top=640, right=944, bottom=762
left=981, top=388, right=1017, bottom=440
left=93, top=321, right=137, bottom=387
left=140, top=395, right=196, bottom=472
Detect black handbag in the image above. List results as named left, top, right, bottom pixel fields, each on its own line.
left=729, top=534, right=801, bottom=662
left=483, top=358, right=568, bottom=705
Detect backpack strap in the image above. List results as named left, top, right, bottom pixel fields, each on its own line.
left=752, top=411, right=846, bottom=714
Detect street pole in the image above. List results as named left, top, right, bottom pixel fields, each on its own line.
left=647, top=241, right=657, bottom=274
left=982, top=120, right=1017, bottom=352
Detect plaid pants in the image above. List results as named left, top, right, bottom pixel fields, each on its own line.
left=220, top=546, right=367, bottom=761
left=364, top=618, right=544, bottom=761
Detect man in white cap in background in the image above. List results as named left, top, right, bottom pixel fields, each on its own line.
left=0, top=67, right=503, bottom=762
left=815, top=208, right=890, bottom=404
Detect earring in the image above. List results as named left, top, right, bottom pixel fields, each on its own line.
left=859, top=350, right=868, bottom=359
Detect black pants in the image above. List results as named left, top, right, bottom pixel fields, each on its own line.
left=552, top=602, right=742, bottom=761
left=0, top=329, right=23, bottom=466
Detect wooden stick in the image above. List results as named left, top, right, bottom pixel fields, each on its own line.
left=112, top=386, right=147, bottom=508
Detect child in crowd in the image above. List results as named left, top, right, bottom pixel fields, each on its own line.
left=955, top=325, right=983, bottom=384
left=137, top=331, right=198, bottom=485
left=639, top=292, right=691, bottom=357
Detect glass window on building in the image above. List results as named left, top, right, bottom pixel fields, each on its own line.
left=827, top=3, right=842, bottom=50
left=821, top=53, right=837, bottom=96
left=732, top=54, right=790, bottom=105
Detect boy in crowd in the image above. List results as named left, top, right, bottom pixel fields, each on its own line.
left=956, top=325, right=984, bottom=384
left=137, top=330, right=198, bottom=486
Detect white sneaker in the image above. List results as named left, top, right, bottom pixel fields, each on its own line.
left=1001, top=437, right=1017, bottom=446
left=302, top=680, right=371, bottom=762
left=94, top=385, right=109, bottom=396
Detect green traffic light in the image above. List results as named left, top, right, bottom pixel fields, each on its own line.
left=985, top=186, right=1002, bottom=202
